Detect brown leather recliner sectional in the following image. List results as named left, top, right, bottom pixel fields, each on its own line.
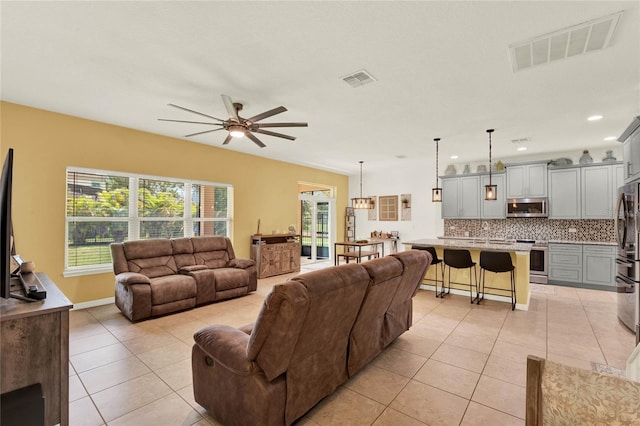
left=110, top=236, right=257, bottom=321
left=191, top=249, right=432, bottom=426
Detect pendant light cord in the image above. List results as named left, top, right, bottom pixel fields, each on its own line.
left=434, top=138, right=440, bottom=186
left=359, top=160, right=364, bottom=198
left=487, top=129, right=494, bottom=185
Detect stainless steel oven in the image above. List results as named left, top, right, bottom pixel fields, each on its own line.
left=517, top=239, right=548, bottom=284
left=507, top=198, right=548, bottom=218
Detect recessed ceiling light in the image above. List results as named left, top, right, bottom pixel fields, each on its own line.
left=517, top=147, right=528, bottom=151
left=450, top=155, right=459, bottom=159
left=587, top=115, right=603, bottom=121
left=604, top=136, right=616, bottom=141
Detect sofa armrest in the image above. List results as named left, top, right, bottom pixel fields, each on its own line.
left=179, top=265, right=209, bottom=273
left=194, top=325, right=256, bottom=376
left=115, top=272, right=151, bottom=286
left=228, top=258, right=255, bottom=269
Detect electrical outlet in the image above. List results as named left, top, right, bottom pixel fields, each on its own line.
left=450, top=226, right=456, bottom=230
left=569, top=228, right=577, bottom=233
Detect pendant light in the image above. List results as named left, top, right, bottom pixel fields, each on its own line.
left=484, top=129, right=497, bottom=201
left=432, top=138, right=442, bottom=202
left=352, top=161, right=373, bottom=209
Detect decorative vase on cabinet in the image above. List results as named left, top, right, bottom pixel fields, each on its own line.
left=579, top=150, right=593, bottom=164
left=602, top=150, right=617, bottom=162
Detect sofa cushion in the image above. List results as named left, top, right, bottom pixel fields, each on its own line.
left=172, top=237, right=196, bottom=269
left=123, top=239, right=178, bottom=278
left=149, top=274, right=197, bottom=305
left=213, top=268, right=250, bottom=291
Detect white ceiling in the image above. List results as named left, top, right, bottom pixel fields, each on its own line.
left=1, top=1, right=638, bottom=175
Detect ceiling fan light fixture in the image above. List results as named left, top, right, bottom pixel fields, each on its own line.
left=229, top=125, right=245, bottom=138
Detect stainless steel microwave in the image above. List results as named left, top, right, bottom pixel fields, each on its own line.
left=506, top=198, right=548, bottom=218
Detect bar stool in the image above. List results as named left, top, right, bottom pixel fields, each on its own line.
left=443, top=248, right=479, bottom=304
left=414, top=247, right=445, bottom=298
left=479, top=251, right=516, bottom=310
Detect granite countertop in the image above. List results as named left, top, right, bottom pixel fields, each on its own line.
left=402, top=238, right=533, bottom=252
left=548, top=240, right=617, bottom=246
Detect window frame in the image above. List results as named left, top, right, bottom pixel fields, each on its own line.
left=64, top=167, right=233, bottom=277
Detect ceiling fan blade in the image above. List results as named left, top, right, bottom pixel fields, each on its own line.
left=247, top=106, right=287, bottom=123
left=158, top=118, right=223, bottom=126
left=254, top=128, right=296, bottom=141
left=221, top=94, right=239, bottom=121
left=168, top=103, right=225, bottom=122
left=222, top=134, right=233, bottom=145
left=246, top=132, right=267, bottom=148
left=254, top=122, right=308, bottom=128
left=184, top=128, right=225, bottom=137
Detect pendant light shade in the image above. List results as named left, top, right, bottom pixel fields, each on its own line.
left=484, top=129, right=498, bottom=201
left=432, top=138, right=443, bottom=202
left=352, top=161, right=373, bottom=209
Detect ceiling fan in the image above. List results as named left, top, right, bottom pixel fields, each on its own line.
left=158, top=94, right=308, bottom=148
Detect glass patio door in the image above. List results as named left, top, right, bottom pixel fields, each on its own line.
left=299, top=195, right=334, bottom=262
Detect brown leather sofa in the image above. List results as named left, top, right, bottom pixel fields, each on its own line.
left=110, top=236, right=257, bottom=321
left=191, top=249, right=431, bottom=426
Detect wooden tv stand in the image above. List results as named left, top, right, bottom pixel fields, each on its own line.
left=1, top=273, right=73, bottom=426
left=250, top=234, right=301, bottom=278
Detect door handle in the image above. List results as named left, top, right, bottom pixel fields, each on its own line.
left=616, top=259, right=634, bottom=268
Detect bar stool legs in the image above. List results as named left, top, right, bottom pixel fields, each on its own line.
left=443, top=249, right=479, bottom=304
left=479, top=251, right=517, bottom=310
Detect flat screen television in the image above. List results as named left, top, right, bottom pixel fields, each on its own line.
left=1, top=148, right=14, bottom=298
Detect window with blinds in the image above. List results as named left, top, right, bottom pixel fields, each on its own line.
left=65, top=168, right=232, bottom=275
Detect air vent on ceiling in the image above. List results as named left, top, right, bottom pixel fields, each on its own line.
left=509, top=11, right=623, bottom=72
left=342, top=69, right=376, bottom=88
left=511, top=138, right=530, bottom=144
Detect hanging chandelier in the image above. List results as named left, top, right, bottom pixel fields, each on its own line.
left=352, top=161, right=373, bottom=209
left=485, top=129, right=497, bottom=201
left=432, top=138, right=442, bottom=202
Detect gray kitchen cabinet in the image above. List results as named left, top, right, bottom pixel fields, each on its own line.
left=480, top=174, right=506, bottom=218
left=441, top=178, right=460, bottom=218
left=548, top=168, right=581, bottom=219
left=548, top=243, right=583, bottom=284
left=441, top=175, right=480, bottom=219
left=615, top=163, right=624, bottom=192
left=583, top=245, right=616, bottom=288
left=581, top=165, right=613, bottom=219
left=621, top=117, right=640, bottom=182
left=506, top=162, right=548, bottom=198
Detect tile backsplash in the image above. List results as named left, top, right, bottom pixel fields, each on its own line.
left=443, top=218, right=615, bottom=242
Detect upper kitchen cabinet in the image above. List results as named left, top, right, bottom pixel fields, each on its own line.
left=506, top=162, right=548, bottom=198
left=549, top=167, right=581, bottom=219
left=620, top=116, right=640, bottom=182
left=549, top=162, right=622, bottom=219
left=481, top=174, right=506, bottom=218
left=582, top=164, right=616, bottom=219
left=441, top=175, right=481, bottom=219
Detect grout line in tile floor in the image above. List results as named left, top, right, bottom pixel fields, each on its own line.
left=67, top=267, right=636, bottom=426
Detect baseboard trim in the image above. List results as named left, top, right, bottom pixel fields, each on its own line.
left=419, top=284, right=529, bottom=311
left=71, top=297, right=115, bottom=311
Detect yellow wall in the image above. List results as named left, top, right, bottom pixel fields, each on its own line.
left=0, top=102, right=348, bottom=303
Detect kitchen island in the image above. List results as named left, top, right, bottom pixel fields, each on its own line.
left=403, top=238, right=532, bottom=310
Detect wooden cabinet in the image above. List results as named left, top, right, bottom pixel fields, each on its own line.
left=481, top=174, right=506, bottom=219
left=548, top=168, right=581, bottom=219
left=251, top=234, right=301, bottom=278
left=581, top=165, right=614, bottom=219
left=583, top=245, right=616, bottom=288
left=506, top=162, right=548, bottom=198
left=441, top=175, right=485, bottom=219
left=549, top=163, right=622, bottom=219
left=548, top=243, right=616, bottom=289
left=621, top=116, right=640, bottom=182
left=548, top=243, right=583, bottom=283
left=1, top=273, right=72, bottom=426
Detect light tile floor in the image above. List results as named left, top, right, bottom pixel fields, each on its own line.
left=69, top=262, right=637, bottom=425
